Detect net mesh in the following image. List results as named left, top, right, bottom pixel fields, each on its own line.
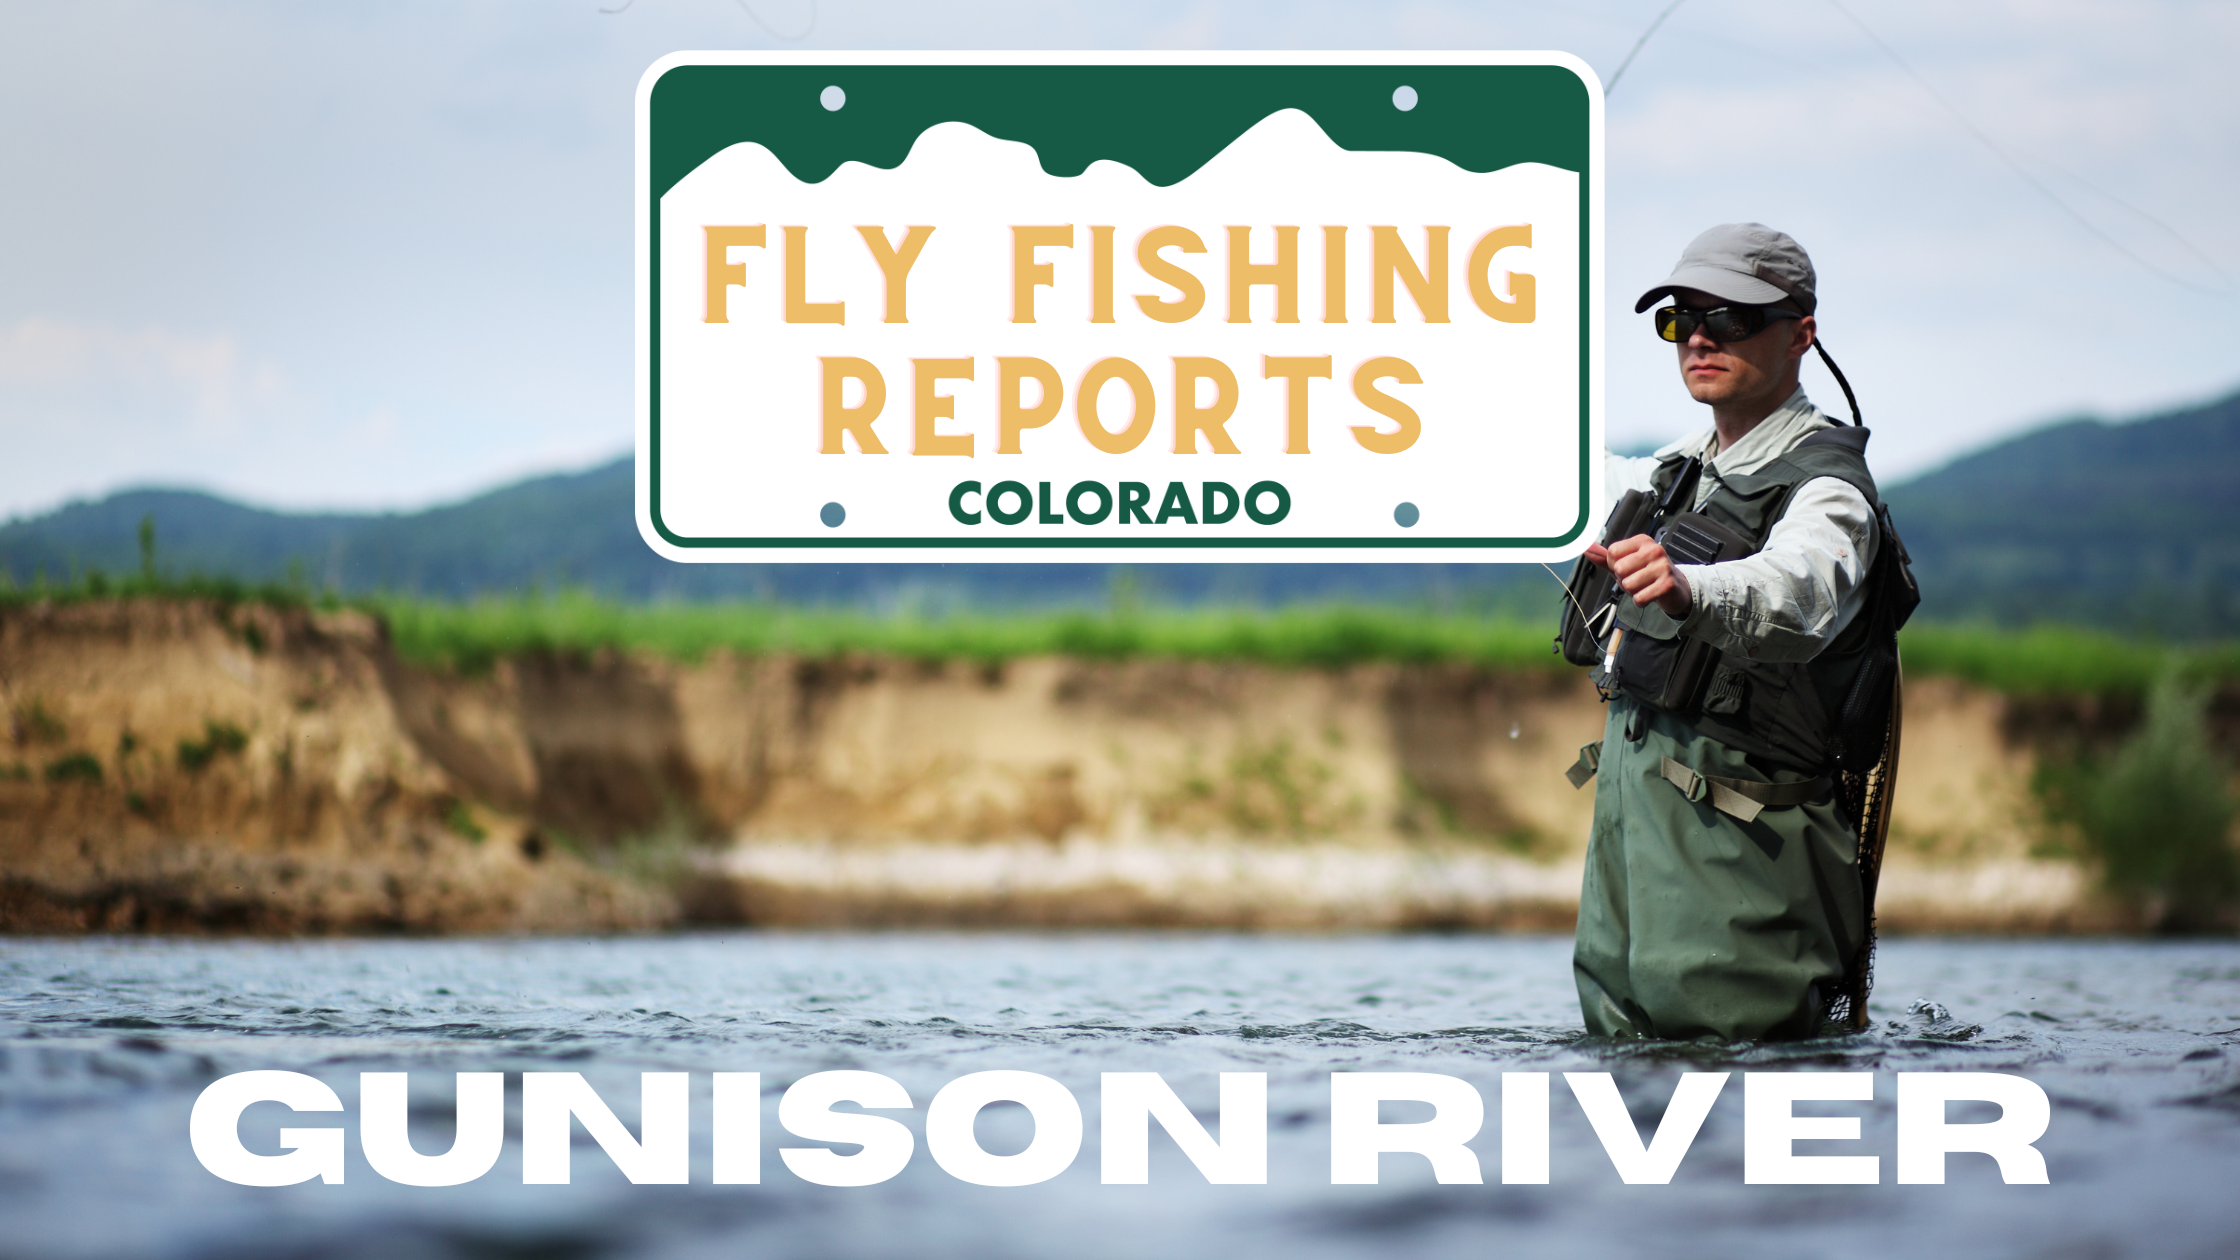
left=1829, top=688, right=1901, bottom=1033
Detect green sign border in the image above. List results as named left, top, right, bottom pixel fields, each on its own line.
left=643, top=60, right=1595, bottom=551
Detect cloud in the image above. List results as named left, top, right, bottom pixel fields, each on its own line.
left=0, top=0, right=2235, bottom=512
left=0, top=317, right=310, bottom=517
left=0, top=318, right=287, bottom=440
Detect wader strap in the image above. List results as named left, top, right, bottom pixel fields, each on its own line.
left=1658, top=756, right=1831, bottom=824
left=1565, top=742, right=1602, bottom=789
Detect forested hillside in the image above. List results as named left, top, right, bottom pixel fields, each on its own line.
left=0, top=462, right=1521, bottom=611
left=5, top=387, right=2234, bottom=633
left=1881, top=388, right=2238, bottom=635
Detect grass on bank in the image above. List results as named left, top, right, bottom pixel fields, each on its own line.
left=6, top=562, right=2238, bottom=695
left=0, top=568, right=318, bottom=612
left=1896, top=623, right=2240, bottom=695
left=372, top=594, right=1570, bottom=674
left=372, top=593, right=2240, bottom=696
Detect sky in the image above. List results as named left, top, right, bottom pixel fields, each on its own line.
left=0, top=0, right=2234, bottom=519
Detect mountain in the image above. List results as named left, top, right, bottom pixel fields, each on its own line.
left=5, top=386, right=2235, bottom=632
left=0, top=461, right=1525, bottom=613
left=1880, top=388, right=2240, bottom=636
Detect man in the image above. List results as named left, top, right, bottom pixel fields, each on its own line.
left=1570, top=222, right=1895, bottom=1042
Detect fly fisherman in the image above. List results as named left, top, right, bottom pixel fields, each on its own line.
left=1565, top=223, right=1912, bottom=1041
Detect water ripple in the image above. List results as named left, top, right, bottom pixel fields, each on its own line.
left=1, top=933, right=2237, bottom=1259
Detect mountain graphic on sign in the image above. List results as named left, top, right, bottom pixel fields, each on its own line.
left=643, top=62, right=1593, bottom=194
left=676, top=108, right=1560, bottom=200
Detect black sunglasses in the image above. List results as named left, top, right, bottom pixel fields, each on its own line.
left=1654, top=303, right=1802, bottom=343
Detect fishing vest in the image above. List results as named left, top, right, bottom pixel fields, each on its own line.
left=1614, top=426, right=1917, bottom=776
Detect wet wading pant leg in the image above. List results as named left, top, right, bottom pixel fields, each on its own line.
left=1572, top=699, right=1866, bottom=1041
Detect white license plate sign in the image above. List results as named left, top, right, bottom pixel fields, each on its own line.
left=636, top=53, right=1603, bottom=563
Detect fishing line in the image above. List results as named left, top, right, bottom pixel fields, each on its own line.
left=1544, top=561, right=1611, bottom=657
left=2041, top=161, right=2236, bottom=291
left=598, top=0, right=819, bottom=41
left=1825, top=0, right=2228, bottom=297
left=733, top=0, right=816, bottom=41
left=1604, top=0, right=1687, bottom=97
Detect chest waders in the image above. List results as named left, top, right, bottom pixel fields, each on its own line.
left=1557, top=422, right=1920, bottom=1036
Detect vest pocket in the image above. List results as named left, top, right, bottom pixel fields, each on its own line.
left=1705, top=664, right=1750, bottom=717
left=1615, top=631, right=1723, bottom=715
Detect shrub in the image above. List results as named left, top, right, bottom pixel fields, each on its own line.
left=2051, top=673, right=2239, bottom=931
left=443, top=798, right=488, bottom=843
left=18, top=700, right=66, bottom=744
left=45, top=753, right=104, bottom=785
left=177, top=720, right=249, bottom=773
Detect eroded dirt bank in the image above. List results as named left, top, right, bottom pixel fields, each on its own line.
left=0, top=601, right=666, bottom=932
left=0, top=599, right=2172, bottom=933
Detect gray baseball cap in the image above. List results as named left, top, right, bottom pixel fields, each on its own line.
left=1634, top=222, right=1817, bottom=315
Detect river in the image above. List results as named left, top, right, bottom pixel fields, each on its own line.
left=3, top=932, right=2237, bottom=1259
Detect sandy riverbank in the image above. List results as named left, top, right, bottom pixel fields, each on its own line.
left=0, top=598, right=2170, bottom=933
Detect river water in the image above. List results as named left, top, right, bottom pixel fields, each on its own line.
left=3, top=932, right=2238, bottom=1260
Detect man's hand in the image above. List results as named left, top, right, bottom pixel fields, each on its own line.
left=1585, top=534, right=1693, bottom=618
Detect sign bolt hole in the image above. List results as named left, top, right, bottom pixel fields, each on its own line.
left=1394, top=502, right=1420, bottom=528
left=820, top=85, right=846, bottom=111
left=820, top=502, right=846, bottom=528
left=1392, top=85, right=1418, bottom=112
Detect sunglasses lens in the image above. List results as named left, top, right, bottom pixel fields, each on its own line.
left=1655, top=304, right=1792, bottom=342
left=1705, top=308, right=1761, bottom=341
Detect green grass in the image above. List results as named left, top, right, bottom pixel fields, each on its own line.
left=372, top=593, right=1572, bottom=674
left=1896, top=623, right=2240, bottom=695
left=374, top=594, right=2240, bottom=695
left=9, top=571, right=2238, bottom=695
left=0, top=566, right=318, bottom=612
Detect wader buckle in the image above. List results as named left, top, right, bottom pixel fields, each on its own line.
left=1565, top=742, right=1602, bottom=789
left=1658, top=756, right=1831, bottom=825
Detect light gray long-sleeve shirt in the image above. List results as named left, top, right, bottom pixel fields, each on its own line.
left=1603, top=388, right=1877, bottom=664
